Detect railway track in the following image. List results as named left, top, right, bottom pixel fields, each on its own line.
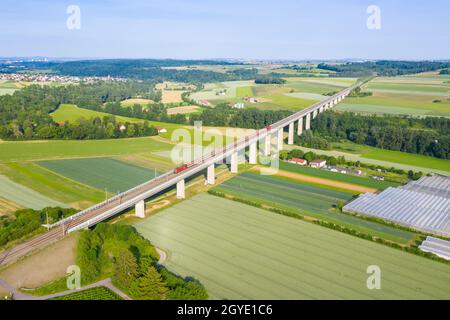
left=0, top=83, right=361, bottom=268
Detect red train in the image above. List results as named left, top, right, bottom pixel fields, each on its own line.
left=174, top=162, right=194, bottom=174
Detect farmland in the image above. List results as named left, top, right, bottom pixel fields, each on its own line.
left=49, top=287, right=122, bottom=300
left=336, top=75, right=450, bottom=117
left=135, top=194, right=449, bottom=299
left=120, top=98, right=153, bottom=107
left=166, top=105, right=200, bottom=115
left=0, top=137, right=171, bottom=163
left=0, top=162, right=105, bottom=209
left=212, top=172, right=414, bottom=244
left=284, top=144, right=450, bottom=177
left=278, top=161, right=400, bottom=189
left=37, top=157, right=161, bottom=193
left=51, top=104, right=186, bottom=139
left=190, top=77, right=357, bottom=111
left=0, top=174, right=67, bottom=211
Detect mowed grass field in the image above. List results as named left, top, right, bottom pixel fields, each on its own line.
left=135, top=194, right=450, bottom=299
left=336, top=75, right=450, bottom=117
left=0, top=174, right=67, bottom=210
left=0, top=137, right=171, bottom=162
left=213, top=172, right=414, bottom=244
left=37, top=157, right=161, bottom=193
left=0, top=162, right=105, bottom=209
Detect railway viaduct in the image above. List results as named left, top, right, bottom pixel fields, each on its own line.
left=0, top=81, right=363, bottom=267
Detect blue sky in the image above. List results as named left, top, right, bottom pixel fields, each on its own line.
left=0, top=0, right=449, bottom=60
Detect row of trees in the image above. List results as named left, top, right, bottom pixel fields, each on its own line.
left=190, top=103, right=292, bottom=128
left=0, top=207, right=77, bottom=247
left=77, top=223, right=208, bottom=300
left=311, top=111, right=450, bottom=159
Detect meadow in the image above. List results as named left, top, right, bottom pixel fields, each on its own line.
left=51, top=104, right=186, bottom=139
left=37, top=157, right=161, bottom=193
left=336, top=75, right=450, bottom=117
left=135, top=194, right=449, bottom=299
left=212, top=172, right=414, bottom=244
left=285, top=145, right=450, bottom=177
left=0, top=162, right=105, bottom=209
left=0, top=174, right=67, bottom=210
left=0, top=137, right=171, bottom=163
left=330, top=141, right=450, bottom=173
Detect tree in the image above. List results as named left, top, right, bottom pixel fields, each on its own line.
left=136, top=266, right=168, bottom=300
left=328, top=156, right=337, bottom=166
left=279, top=150, right=289, bottom=160
left=303, top=151, right=315, bottom=162
left=113, top=249, right=138, bottom=289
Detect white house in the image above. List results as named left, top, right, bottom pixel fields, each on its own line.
left=287, top=158, right=307, bottom=166
left=310, top=159, right=326, bottom=168
left=155, top=126, right=167, bottom=133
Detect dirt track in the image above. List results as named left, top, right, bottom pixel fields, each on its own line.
left=251, top=166, right=377, bottom=193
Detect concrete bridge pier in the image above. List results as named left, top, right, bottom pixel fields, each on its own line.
left=264, top=134, right=271, bottom=156
left=176, top=179, right=185, bottom=199
left=135, top=200, right=145, bottom=218
left=230, top=151, right=238, bottom=173
left=288, top=122, right=294, bottom=145
left=277, top=128, right=284, bottom=151
left=207, top=164, right=215, bottom=185
left=312, top=109, right=318, bottom=119
left=249, top=141, right=257, bottom=164
left=319, top=106, right=324, bottom=113
left=305, top=113, right=311, bottom=130
left=297, top=117, right=303, bottom=136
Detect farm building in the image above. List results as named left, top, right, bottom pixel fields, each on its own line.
left=326, top=166, right=362, bottom=175
left=243, top=96, right=259, bottom=104
left=232, top=102, right=245, bottom=109
left=155, top=126, right=167, bottom=133
left=287, top=158, right=307, bottom=166
left=310, top=159, right=326, bottom=168
left=371, top=175, right=385, bottom=181
left=343, top=174, right=450, bottom=237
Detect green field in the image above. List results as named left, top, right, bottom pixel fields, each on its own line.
left=278, top=161, right=399, bottom=189
left=37, top=157, right=161, bottom=193
left=362, top=148, right=450, bottom=172
left=0, top=137, right=171, bottom=163
left=135, top=194, right=450, bottom=299
left=329, top=141, right=450, bottom=173
left=213, top=172, right=414, bottom=244
left=51, top=104, right=185, bottom=139
left=236, top=86, right=254, bottom=97
left=0, top=162, right=105, bottom=208
left=0, top=174, right=67, bottom=210
left=49, top=286, right=122, bottom=300
left=336, top=75, right=450, bottom=117
left=285, top=144, right=450, bottom=176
